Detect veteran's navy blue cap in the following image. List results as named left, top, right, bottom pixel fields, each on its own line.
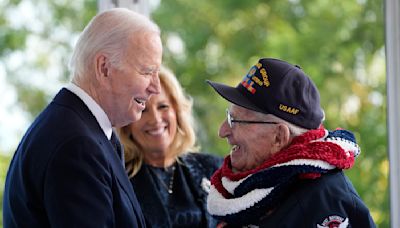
left=206, top=58, right=324, bottom=129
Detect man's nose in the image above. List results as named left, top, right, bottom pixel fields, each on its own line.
left=148, top=73, right=161, bottom=95
left=218, top=119, right=230, bottom=138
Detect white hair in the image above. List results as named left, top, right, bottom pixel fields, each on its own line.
left=69, top=8, right=160, bottom=81
left=254, top=111, right=310, bottom=137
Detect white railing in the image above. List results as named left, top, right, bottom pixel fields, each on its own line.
left=386, top=0, right=400, bottom=227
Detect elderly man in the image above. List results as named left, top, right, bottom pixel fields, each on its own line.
left=3, top=8, right=162, bottom=228
left=206, top=58, right=375, bottom=227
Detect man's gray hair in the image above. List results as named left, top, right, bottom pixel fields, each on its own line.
left=69, top=8, right=160, bottom=81
left=271, top=115, right=309, bottom=137
left=254, top=111, right=309, bottom=137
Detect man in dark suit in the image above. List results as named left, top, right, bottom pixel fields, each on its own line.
left=3, top=8, right=162, bottom=227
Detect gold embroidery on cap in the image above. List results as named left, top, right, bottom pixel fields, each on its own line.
left=279, top=104, right=299, bottom=115
left=241, top=63, right=268, bottom=94
left=251, top=76, right=263, bottom=86
left=260, top=68, right=270, bottom=87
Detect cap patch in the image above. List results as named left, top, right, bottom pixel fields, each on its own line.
left=241, top=65, right=258, bottom=94
left=241, top=63, right=272, bottom=95
left=241, top=78, right=256, bottom=94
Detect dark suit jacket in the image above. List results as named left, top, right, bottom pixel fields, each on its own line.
left=131, top=153, right=222, bottom=228
left=3, top=88, right=146, bottom=228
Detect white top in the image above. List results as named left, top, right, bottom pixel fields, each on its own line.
left=65, top=83, right=112, bottom=140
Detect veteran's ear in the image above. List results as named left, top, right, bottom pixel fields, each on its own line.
left=275, top=124, right=291, bottom=149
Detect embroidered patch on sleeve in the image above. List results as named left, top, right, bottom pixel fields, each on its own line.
left=317, top=215, right=349, bottom=228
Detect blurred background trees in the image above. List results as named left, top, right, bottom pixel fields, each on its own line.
left=0, top=0, right=388, bottom=226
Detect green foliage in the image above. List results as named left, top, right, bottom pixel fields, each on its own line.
left=16, top=84, right=49, bottom=117
left=0, top=0, right=388, bottom=227
left=1, top=0, right=97, bottom=120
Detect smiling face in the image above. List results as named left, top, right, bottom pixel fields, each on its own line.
left=100, top=31, right=163, bottom=127
left=219, top=104, right=285, bottom=172
left=129, top=85, right=178, bottom=163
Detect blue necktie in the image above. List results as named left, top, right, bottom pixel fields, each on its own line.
left=110, top=131, right=125, bottom=166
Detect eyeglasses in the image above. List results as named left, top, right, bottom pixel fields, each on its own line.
left=225, top=109, right=278, bottom=128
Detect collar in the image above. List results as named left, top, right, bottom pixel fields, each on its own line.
left=65, top=83, right=112, bottom=139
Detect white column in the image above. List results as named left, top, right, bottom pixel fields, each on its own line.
left=97, top=0, right=150, bottom=17
left=386, top=0, right=400, bottom=227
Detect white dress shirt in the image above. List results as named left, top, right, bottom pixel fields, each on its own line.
left=65, top=83, right=113, bottom=140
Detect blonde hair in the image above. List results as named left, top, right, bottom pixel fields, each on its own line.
left=117, top=66, right=198, bottom=177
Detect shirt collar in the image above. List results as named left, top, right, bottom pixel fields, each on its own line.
left=65, top=83, right=113, bottom=140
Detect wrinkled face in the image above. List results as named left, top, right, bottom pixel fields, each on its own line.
left=129, top=86, right=177, bottom=157
left=218, top=104, right=280, bottom=172
left=103, top=31, right=163, bottom=127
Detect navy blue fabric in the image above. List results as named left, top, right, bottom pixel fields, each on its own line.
left=131, top=152, right=223, bottom=228
left=110, top=131, right=124, bottom=165
left=3, top=88, right=146, bottom=228
left=257, top=170, right=376, bottom=228
left=213, top=165, right=328, bottom=226
left=235, top=165, right=326, bottom=197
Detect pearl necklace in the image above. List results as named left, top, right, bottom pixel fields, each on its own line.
left=150, top=164, right=176, bottom=194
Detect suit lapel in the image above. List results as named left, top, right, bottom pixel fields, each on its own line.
left=53, top=88, right=140, bottom=210
left=105, top=139, right=141, bottom=208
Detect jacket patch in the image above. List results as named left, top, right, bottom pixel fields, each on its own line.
left=317, top=215, right=349, bottom=228
left=201, top=177, right=211, bottom=193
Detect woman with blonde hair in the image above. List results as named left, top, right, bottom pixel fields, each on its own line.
left=117, top=66, right=222, bottom=228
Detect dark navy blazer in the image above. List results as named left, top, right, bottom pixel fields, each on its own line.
left=3, top=88, right=146, bottom=228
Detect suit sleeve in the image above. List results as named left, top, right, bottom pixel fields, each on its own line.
left=43, top=137, right=114, bottom=227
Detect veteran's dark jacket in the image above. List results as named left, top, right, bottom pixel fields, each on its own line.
left=3, top=89, right=146, bottom=228
left=131, top=152, right=223, bottom=228
left=258, top=170, right=376, bottom=228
